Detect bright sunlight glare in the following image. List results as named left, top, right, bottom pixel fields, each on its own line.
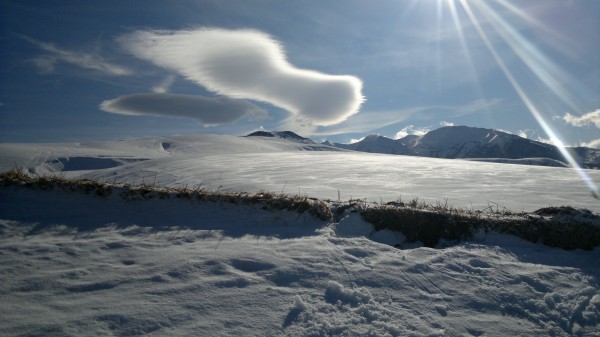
left=449, top=0, right=600, bottom=199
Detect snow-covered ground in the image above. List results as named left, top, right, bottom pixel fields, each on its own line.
left=1, top=134, right=599, bottom=212
left=1, top=134, right=599, bottom=336
left=1, top=185, right=599, bottom=336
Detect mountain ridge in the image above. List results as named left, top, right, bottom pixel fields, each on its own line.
left=246, top=130, right=315, bottom=144
left=246, top=126, right=600, bottom=169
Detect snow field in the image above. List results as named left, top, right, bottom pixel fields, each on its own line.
left=2, top=134, right=599, bottom=212
left=1, top=186, right=599, bottom=336
left=1, top=134, right=599, bottom=336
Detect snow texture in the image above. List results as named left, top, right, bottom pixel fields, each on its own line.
left=1, top=134, right=599, bottom=212
left=1, top=184, right=599, bottom=336
left=1, top=134, right=600, bottom=336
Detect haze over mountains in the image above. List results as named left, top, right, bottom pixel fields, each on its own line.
left=310, top=126, right=599, bottom=169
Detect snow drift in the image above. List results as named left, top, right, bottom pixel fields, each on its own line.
left=1, top=176, right=599, bottom=336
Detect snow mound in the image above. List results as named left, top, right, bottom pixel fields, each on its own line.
left=324, top=280, right=373, bottom=305
left=327, top=212, right=407, bottom=247
left=330, top=213, right=373, bottom=237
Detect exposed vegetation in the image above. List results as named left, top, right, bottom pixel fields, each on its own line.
left=359, top=199, right=600, bottom=250
left=0, top=169, right=331, bottom=221
left=2, top=169, right=599, bottom=250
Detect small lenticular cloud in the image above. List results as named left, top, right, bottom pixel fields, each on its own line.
left=118, top=28, right=364, bottom=126
left=582, top=139, right=600, bottom=149
left=100, top=93, right=267, bottom=125
left=561, top=109, right=600, bottom=129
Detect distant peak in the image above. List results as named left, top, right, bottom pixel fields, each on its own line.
left=245, top=130, right=314, bottom=143
left=246, top=131, right=275, bottom=138
left=275, top=131, right=306, bottom=140
left=364, top=134, right=383, bottom=140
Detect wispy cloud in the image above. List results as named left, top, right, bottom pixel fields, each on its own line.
left=450, top=98, right=502, bottom=117
left=515, top=129, right=561, bottom=146
left=348, top=137, right=365, bottom=144
left=536, top=137, right=554, bottom=145
left=581, top=139, right=600, bottom=149
left=559, top=109, right=600, bottom=128
left=310, top=107, right=433, bottom=137
left=99, top=93, right=267, bottom=125
left=23, top=36, right=132, bottom=76
left=313, top=97, right=501, bottom=138
left=394, top=125, right=430, bottom=139
left=118, top=28, right=364, bottom=127
left=152, top=74, right=176, bottom=94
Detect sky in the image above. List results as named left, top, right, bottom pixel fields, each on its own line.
left=0, top=0, right=599, bottom=146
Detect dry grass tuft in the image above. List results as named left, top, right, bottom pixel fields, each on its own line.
left=2, top=169, right=598, bottom=249
left=0, top=169, right=332, bottom=221
left=358, top=199, right=600, bottom=250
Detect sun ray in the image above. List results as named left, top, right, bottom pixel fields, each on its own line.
left=473, top=0, right=583, bottom=114
left=447, top=1, right=485, bottom=96
left=434, top=0, right=444, bottom=89
left=494, top=0, right=574, bottom=48
left=457, top=0, right=599, bottom=199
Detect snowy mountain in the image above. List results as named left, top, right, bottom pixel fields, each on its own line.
left=333, top=134, right=415, bottom=155
left=335, top=126, right=600, bottom=169
left=407, top=126, right=563, bottom=163
left=246, top=130, right=315, bottom=144
left=245, top=130, right=347, bottom=151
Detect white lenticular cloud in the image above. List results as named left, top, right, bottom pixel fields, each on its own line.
left=118, top=28, right=364, bottom=126
left=100, top=93, right=267, bottom=125
left=561, top=109, right=600, bottom=128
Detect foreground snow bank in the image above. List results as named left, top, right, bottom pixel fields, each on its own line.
left=1, top=183, right=599, bottom=336
left=3, top=170, right=599, bottom=250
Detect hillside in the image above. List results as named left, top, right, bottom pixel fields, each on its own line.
left=2, top=134, right=600, bottom=211
left=333, top=134, right=415, bottom=155
left=334, top=126, right=600, bottom=169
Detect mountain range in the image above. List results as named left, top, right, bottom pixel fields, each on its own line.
left=248, top=126, right=600, bottom=169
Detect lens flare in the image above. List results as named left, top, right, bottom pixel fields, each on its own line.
left=474, top=0, right=583, bottom=113
left=446, top=0, right=486, bottom=107
left=457, top=0, right=599, bottom=199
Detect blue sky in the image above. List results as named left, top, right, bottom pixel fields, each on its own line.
left=1, top=0, right=599, bottom=146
